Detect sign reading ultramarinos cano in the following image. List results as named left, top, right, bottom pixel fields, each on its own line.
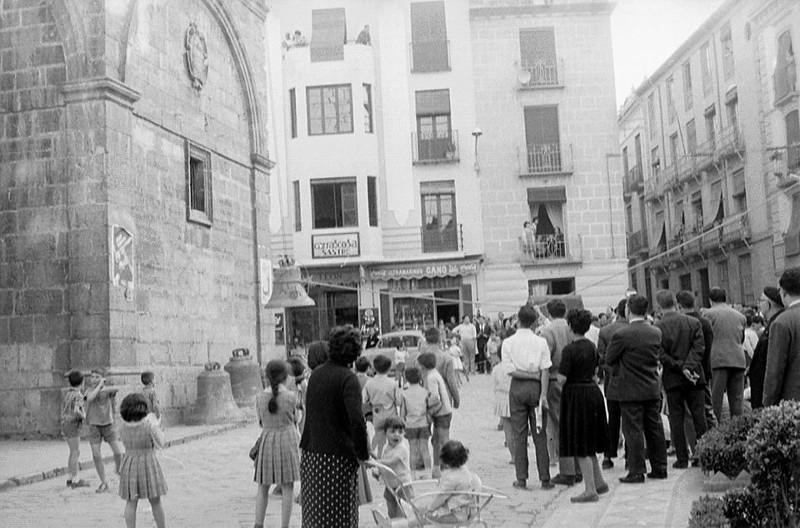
left=370, top=259, right=479, bottom=280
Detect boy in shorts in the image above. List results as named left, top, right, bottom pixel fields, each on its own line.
left=85, top=367, right=122, bottom=493
left=400, top=366, right=439, bottom=479
left=61, top=370, right=90, bottom=488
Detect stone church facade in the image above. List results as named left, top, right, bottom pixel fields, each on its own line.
left=0, top=0, right=272, bottom=435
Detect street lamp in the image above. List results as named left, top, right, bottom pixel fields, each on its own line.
left=472, top=127, right=482, bottom=174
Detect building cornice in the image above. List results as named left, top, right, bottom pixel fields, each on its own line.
left=470, top=2, right=615, bottom=19
left=61, top=77, right=141, bottom=109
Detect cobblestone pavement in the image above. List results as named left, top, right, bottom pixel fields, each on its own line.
left=1, top=374, right=705, bottom=527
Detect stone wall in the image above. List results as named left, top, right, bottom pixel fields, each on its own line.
left=0, top=0, right=271, bottom=436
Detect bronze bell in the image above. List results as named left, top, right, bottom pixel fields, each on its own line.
left=264, top=266, right=315, bottom=309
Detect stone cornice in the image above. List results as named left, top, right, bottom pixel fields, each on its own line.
left=470, top=2, right=615, bottom=18
left=61, top=77, right=141, bottom=109
left=251, top=153, right=276, bottom=173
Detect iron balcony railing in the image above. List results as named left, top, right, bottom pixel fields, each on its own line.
left=519, top=233, right=567, bottom=261
left=626, top=230, right=647, bottom=254
left=412, top=130, right=460, bottom=164
left=410, top=39, right=451, bottom=73
left=518, top=58, right=564, bottom=89
left=518, top=143, right=573, bottom=175
left=717, top=125, right=744, bottom=159
left=421, top=223, right=462, bottom=253
left=624, top=165, right=643, bottom=194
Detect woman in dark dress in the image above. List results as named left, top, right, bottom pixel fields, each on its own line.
left=559, top=309, right=609, bottom=503
left=300, top=326, right=369, bottom=527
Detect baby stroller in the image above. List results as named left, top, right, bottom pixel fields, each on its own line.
left=366, top=461, right=508, bottom=527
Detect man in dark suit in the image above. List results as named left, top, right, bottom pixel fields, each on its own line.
left=764, top=267, right=800, bottom=405
left=606, top=294, right=668, bottom=483
left=597, top=298, right=628, bottom=469
left=676, top=290, right=716, bottom=429
left=654, top=290, right=707, bottom=469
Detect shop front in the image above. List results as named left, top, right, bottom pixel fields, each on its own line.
left=369, top=259, right=480, bottom=332
left=285, top=266, right=361, bottom=348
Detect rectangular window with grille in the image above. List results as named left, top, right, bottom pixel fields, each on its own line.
left=415, top=89, right=454, bottom=163
left=519, top=27, right=558, bottom=86
left=307, top=84, right=353, bottom=136
left=311, top=179, right=358, bottom=228
left=523, top=105, right=561, bottom=173
left=421, top=181, right=457, bottom=253
left=185, top=140, right=212, bottom=226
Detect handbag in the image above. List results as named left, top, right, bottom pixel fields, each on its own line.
left=249, top=437, right=260, bottom=461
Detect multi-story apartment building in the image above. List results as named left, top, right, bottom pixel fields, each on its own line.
left=265, top=0, right=483, bottom=349
left=471, top=0, right=628, bottom=314
left=620, top=0, right=800, bottom=308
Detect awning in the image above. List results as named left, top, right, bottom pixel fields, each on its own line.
left=415, top=90, right=451, bottom=115
left=527, top=186, right=566, bottom=203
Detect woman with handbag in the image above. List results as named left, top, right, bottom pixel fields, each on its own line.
left=253, top=360, right=300, bottom=528
left=300, top=325, right=370, bottom=527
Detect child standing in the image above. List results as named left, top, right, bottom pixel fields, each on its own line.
left=254, top=360, right=300, bottom=528
left=421, top=440, right=482, bottom=523
left=491, top=347, right=515, bottom=464
left=355, top=356, right=373, bottom=423
left=118, top=393, right=167, bottom=528
left=86, top=367, right=122, bottom=493
left=400, top=366, right=437, bottom=479
left=417, top=352, right=451, bottom=479
left=373, top=416, right=412, bottom=520
left=363, top=355, right=401, bottom=457
left=448, top=336, right=466, bottom=384
left=61, top=370, right=90, bottom=488
left=394, top=345, right=408, bottom=389
left=140, top=371, right=160, bottom=421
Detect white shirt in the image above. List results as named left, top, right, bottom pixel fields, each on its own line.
left=453, top=323, right=476, bottom=341
left=501, top=327, right=552, bottom=374
left=586, top=325, right=600, bottom=346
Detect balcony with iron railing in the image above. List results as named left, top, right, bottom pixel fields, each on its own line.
left=693, top=138, right=717, bottom=173
left=624, top=165, right=644, bottom=195
left=720, top=214, right=751, bottom=246
left=410, top=39, right=451, bottom=73
left=422, top=223, right=462, bottom=253
left=519, top=233, right=581, bottom=265
left=412, top=130, right=460, bottom=165
left=517, top=58, right=564, bottom=90
left=717, top=125, right=744, bottom=160
left=517, top=143, right=573, bottom=177
left=644, top=170, right=666, bottom=201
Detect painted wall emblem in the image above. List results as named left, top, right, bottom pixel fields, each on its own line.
left=110, top=225, right=134, bottom=291
left=184, top=22, right=209, bottom=91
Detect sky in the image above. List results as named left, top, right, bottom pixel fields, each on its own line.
left=611, top=0, right=725, bottom=107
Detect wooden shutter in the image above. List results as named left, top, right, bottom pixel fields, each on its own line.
left=311, top=8, right=346, bottom=62
left=524, top=106, right=560, bottom=146
left=410, top=2, right=448, bottom=72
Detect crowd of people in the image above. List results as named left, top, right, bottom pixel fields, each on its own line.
left=56, top=267, right=800, bottom=527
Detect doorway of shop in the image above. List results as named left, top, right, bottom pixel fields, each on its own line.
left=327, top=290, right=359, bottom=327
left=434, top=289, right=460, bottom=327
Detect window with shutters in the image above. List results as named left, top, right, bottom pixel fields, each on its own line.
left=731, top=169, right=746, bottom=213
left=410, top=2, right=449, bottom=73
left=691, top=192, right=703, bottom=232
left=666, top=76, right=675, bottom=123
left=705, top=105, right=716, bottom=146
left=289, top=88, right=297, bottom=139
left=787, top=109, right=800, bottom=170
left=524, top=186, right=567, bottom=260
left=185, top=140, right=212, bottom=226
left=310, top=8, right=346, bottom=62
left=634, top=134, right=643, bottom=171
left=647, top=93, right=657, bottom=139
left=720, top=24, right=734, bottom=80
left=700, top=42, right=713, bottom=96
left=523, top=105, right=563, bottom=174
left=293, top=181, right=301, bottom=231
left=421, top=181, right=457, bottom=252
left=686, top=119, right=697, bottom=155
left=367, top=176, right=378, bottom=227
left=414, top=90, right=457, bottom=163
left=307, top=84, right=353, bottom=135
left=311, top=179, right=358, bottom=229
left=519, top=27, right=560, bottom=87
left=363, top=84, right=373, bottom=133
left=774, top=30, right=796, bottom=104
left=683, top=60, right=693, bottom=110
left=670, top=133, right=679, bottom=166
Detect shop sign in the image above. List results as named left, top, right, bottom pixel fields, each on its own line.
left=312, top=233, right=360, bottom=259
left=370, top=260, right=479, bottom=280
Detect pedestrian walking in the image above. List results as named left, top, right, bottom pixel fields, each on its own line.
left=704, top=287, right=747, bottom=421
left=118, top=393, right=167, bottom=528
left=254, top=360, right=300, bottom=528
left=453, top=316, right=478, bottom=375
left=418, top=351, right=452, bottom=478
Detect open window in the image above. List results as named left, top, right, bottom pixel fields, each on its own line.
left=185, top=140, right=212, bottom=226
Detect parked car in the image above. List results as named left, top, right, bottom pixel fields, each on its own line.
left=361, top=330, right=424, bottom=375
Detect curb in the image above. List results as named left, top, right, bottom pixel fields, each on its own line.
left=0, top=421, right=248, bottom=493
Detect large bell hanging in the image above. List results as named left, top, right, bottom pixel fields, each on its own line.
left=264, top=266, right=315, bottom=309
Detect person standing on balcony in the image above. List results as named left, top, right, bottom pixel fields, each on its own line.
left=704, top=288, right=747, bottom=422
left=356, top=25, right=371, bottom=45
left=521, top=221, right=534, bottom=256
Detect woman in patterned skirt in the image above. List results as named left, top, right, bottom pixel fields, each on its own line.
left=118, top=393, right=167, bottom=528
left=254, top=360, right=300, bottom=528
left=300, top=325, right=370, bottom=527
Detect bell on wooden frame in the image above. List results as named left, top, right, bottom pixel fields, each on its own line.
left=264, top=266, right=315, bottom=309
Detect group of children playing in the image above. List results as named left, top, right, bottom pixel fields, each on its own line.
left=60, top=368, right=166, bottom=528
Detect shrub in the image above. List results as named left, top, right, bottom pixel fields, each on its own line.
left=723, top=487, right=761, bottom=528
left=743, top=401, right=800, bottom=528
left=689, top=495, right=728, bottom=528
left=696, top=414, right=757, bottom=479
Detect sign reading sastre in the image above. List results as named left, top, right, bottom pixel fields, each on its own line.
left=370, top=260, right=479, bottom=280
left=312, top=233, right=360, bottom=259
